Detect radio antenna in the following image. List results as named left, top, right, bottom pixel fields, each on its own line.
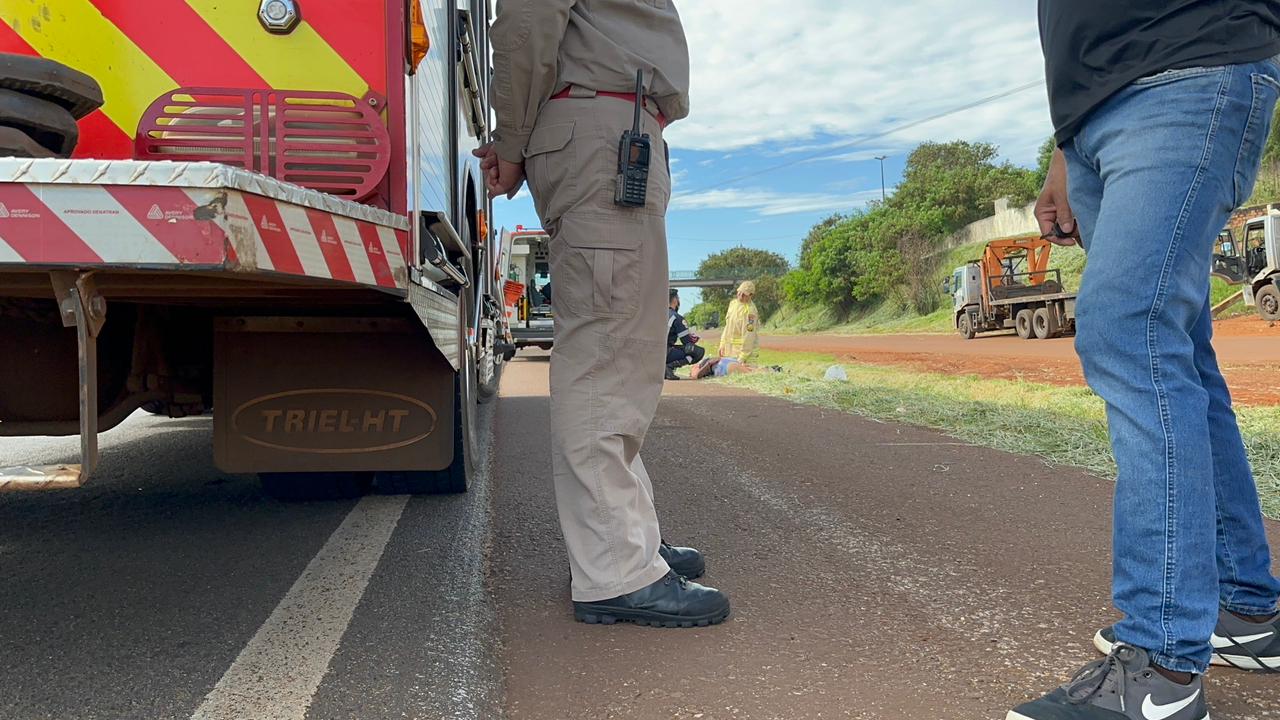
left=631, top=69, right=644, bottom=133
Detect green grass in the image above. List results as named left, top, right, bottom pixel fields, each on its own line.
left=720, top=349, right=1280, bottom=519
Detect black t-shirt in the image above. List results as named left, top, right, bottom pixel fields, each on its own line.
left=1039, top=1, right=1280, bottom=144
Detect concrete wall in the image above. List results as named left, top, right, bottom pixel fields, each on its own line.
left=944, top=198, right=1039, bottom=250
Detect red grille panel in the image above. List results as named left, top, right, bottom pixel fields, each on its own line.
left=135, top=88, right=391, bottom=200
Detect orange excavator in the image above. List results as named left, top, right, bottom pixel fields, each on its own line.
left=944, top=236, right=1078, bottom=340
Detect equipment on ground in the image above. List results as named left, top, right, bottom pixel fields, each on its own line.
left=1212, top=211, right=1280, bottom=322
left=946, top=236, right=1077, bottom=340
left=0, top=2, right=507, bottom=499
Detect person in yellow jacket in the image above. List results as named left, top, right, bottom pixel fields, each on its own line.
left=716, top=280, right=760, bottom=369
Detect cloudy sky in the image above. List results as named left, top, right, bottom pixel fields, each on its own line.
left=493, top=0, right=1051, bottom=297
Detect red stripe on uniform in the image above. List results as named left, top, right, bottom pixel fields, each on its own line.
left=357, top=221, right=395, bottom=287
left=104, top=186, right=227, bottom=263
left=241, top=195, right=304, bottom=274
left=90, top=0, right=269, bottom=89
left=304, top=208, right=356, bottom=282
left=302, top=1, right=388, bottom=95
left=0, top=185, right=103, bottom=263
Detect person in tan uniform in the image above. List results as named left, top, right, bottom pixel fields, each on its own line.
left=474, top=0, right=730, bottom=627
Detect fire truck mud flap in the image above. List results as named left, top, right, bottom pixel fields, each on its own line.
left=213, top=317, right=457, bottom=478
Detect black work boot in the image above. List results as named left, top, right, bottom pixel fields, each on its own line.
left=659, top=540, right=705, bottom=579
left=664, top=365, right=681, bottom=381
left=573, top=572, right=730, bottom=627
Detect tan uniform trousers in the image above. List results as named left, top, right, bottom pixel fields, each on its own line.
left=524, top=92, right=672, bottom=602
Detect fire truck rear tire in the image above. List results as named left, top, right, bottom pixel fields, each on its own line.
left=258, top=472, right=374, bottom=501
left=1015, top=309, right=1035, bottom=340
left=140, top=400, right=167, bottom=416
left=477, top=352, right=501, bottom=403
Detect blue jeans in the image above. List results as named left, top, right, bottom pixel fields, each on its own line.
left=1065, top=56, right=1280, bottom=674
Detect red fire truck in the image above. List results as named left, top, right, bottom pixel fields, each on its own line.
left=0, top=1, right=507, bottom=499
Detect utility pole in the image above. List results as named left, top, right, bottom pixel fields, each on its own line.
left=875, top=156, right=888, bottom=203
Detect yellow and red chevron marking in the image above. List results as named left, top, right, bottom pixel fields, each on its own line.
left=0, top=0, right=388, bottom=159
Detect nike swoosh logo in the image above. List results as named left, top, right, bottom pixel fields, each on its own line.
left=1142, top=689, right=1200, bottom=720
left=1211, top=631, right=1274, bottom=648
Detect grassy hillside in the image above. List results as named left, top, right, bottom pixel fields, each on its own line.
left=769, top=237, right=1244, bottom=336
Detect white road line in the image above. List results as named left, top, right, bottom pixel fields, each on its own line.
left=190, top=495, right=409, bottom=720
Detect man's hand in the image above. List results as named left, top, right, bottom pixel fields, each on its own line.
left=473, top=143, right=526, bottom=199
left=1036, top=147, right=1078, bottom=246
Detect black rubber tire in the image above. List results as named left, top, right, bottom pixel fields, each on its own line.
left=477, top=352, right=501, bottom=404
left=0, top=126, right=54, bottom=158
left=0, top=88, right=79, bottom=156
left=140, top=400, right=167, bottom=416
left=1015, top=309, right=1035, bottom=340
left=376, top=351, right=476, bottom=495
left=1033, top=307, right=1053, bottom=339
left=1257, top=284, right=1280, bottom=322
left=259, top=472, right=374, bottom=501
left=0, top=53, right=103, bottom=119
left=958, top=313, right=976, bottom=340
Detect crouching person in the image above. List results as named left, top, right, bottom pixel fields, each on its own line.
left=666, top=289, right=705, bottom=380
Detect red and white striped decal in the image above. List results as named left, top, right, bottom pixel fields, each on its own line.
left=0, top=183, right=407, bottom=291
left=221, top=192, right=407, bottom=290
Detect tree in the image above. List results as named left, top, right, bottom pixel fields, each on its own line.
left=696, top=246, right=790, bottom=318
left=798, top=213, right=845, bottom=267
left=1033, top=136, right=1057, bottom=190
left=888, top=141, right=1040, bottom=230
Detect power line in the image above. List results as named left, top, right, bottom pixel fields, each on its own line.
left=685, top=79, right=1046, bottom=194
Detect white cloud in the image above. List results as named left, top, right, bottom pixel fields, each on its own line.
left=670, top=187, right=882, bottom=216
left=666, top=1, right=1052, bottom=166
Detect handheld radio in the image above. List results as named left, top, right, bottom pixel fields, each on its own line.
left=615, top=70, right=651, bottom=208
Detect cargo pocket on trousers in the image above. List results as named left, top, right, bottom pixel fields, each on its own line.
left=524, top=121, right=576, bottom=222
left=554, top=214, right=643, bottom=320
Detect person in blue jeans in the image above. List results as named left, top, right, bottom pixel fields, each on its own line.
left=1012, top=4, right=1280, bottom=720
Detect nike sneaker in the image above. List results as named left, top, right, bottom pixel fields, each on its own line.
left=1094, top=610, right=1280, bottom=672
left=1008, top=644, right=1208, bottom=720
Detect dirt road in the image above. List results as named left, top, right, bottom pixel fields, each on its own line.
left=491, top=356, right=1278, bottom=720
left=757, top=316, right=1280, bottom=405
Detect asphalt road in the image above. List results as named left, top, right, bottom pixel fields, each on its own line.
left=0, top=404, right=503, bottom=720
left=2, top=354, right=1277, bottom=719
